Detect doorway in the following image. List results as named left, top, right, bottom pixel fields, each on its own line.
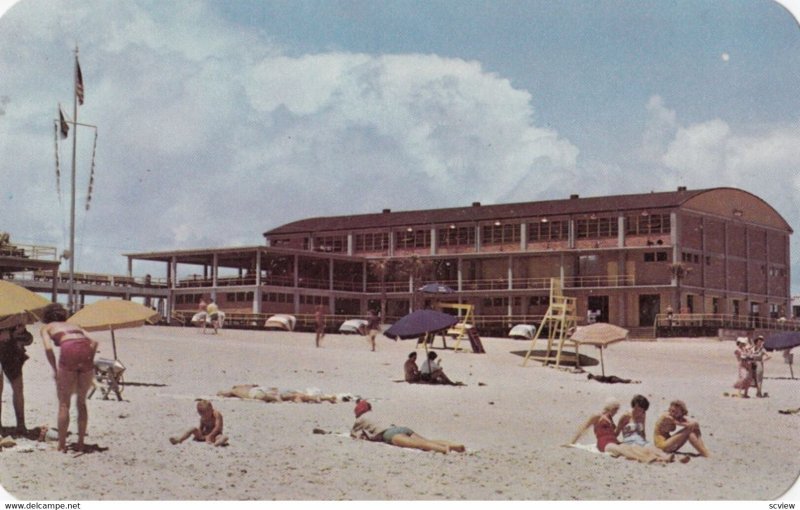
left=639, top=294, right=660, bottom=327
left=587, top=295, right=609, bottom=323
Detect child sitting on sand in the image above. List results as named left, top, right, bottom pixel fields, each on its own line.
left=170, top=399, right=228, bottom=447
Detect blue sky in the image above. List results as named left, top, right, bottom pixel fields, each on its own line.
left=1, top=0, right=799, bottom=294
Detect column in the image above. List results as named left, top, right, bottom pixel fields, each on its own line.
left=253, top=250, right=262, bottom=314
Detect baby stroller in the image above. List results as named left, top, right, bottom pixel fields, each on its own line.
left=88, top=357, right=126, bottom=401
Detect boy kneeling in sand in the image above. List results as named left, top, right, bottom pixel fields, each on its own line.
left=170, top=399, right=228, bottom=447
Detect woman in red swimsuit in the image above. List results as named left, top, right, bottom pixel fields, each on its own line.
left=40, top=304, right=98, bottom=453
left=568, top=398, right=680, bottom=463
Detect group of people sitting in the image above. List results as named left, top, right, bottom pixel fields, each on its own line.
left=733, top=335, right=770, bottom=398
left=403, top=351, right=464, bottom=386
left=568, top=395, right=710, bottom=463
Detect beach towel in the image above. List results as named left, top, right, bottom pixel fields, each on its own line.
left=565, top=443, right=615, bottom=456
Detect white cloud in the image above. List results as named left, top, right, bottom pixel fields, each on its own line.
left=662, top=119, right=731, bottom=174
left=0, top=1, right=579, bottom=274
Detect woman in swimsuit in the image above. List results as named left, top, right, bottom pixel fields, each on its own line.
left=40, top=303, right=98, bottom=453
left=616, top=394, right=650, bottom=447
left=653, top=400, right=710, bottom=457
left=350, top=399, right=465, bottom=454
left=733, top=338, right=754, bottom=397
left=568, top=398, right=678, bottom=463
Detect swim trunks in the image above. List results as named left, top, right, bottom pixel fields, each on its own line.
left=0, top=340, right=28, bottom=380
left=382, top=426, right=414, bottom=443
left=58, top=339, right=95, bottom=373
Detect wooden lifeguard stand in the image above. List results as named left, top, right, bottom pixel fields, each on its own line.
left=522, top=278, right=578, bottom=367
left=434, top=302, right=475, bottom=352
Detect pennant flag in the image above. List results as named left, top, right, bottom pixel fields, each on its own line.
left=76, top=57, right=84, bottom=105
left=59, top=107, right=69, bottom=138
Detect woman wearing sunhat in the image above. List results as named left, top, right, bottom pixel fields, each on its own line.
left=733, top=337, right=754, bottom=398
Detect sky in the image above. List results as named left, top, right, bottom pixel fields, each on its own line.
left=0, top=0, right=799, bottom=292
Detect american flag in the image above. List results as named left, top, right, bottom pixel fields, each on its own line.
left=76, top=57, right=84, bottom=105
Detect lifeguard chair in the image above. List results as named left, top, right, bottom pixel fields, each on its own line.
left=522, top=278, right=578, bottom=368
left=433, top=302, right=476, bottom=352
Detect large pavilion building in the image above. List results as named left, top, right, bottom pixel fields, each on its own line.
left=126, top=187, right=793, bottom=333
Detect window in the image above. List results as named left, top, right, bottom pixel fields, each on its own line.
left=438, top=226, right=475, bottom=247
left=481, top=223, right=520, bottom=244
left=299, top=295, right=329, bottom=305
left=395, top=229, right=431, bottom=249
left=625, top=214, right=671, bottom=235
left=314, top=235, right=346, bottom=253
left=644, top=251, right=667, bottom=262
left=354, top=232, right=389, bottom=252
left=263, top=292, right=292, bottom=303
left=528, top=220, right=568, bottom=241
left=576, top=217, right=619, bottom=239
left=529, top=296, right=548, bottom=306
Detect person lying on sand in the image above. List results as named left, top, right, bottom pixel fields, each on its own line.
left=653, top=400, right=710, bottom=457
left=217, top=384, right=339, bottom=403
left=350, top=399, right=465, bottom=454
left=567, top=398, right=687, bottom=464
left=170, top=399, right=228, bottom=447
left=587, top=373, right=641, bottom=384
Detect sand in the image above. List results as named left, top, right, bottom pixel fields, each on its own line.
left=0, top=324, right=798, bottom=501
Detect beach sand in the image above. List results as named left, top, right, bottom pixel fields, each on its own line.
left=0, top=324, right=798, bottom=501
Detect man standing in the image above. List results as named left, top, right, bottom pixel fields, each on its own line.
left=314, top=305, right=326, bottom=348
left=366, top=309, right=380, bottom=352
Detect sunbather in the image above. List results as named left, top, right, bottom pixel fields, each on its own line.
left=350, top=399, right=465, bottom=454
left=587, top=373, right=640, bottom=384
left=615, top=394, right=651, bottom=447
left=568, top=398, right=683, bottom=464
left=217, top=384, right=338, bottom=403
left=653, top=400, right=710, bottom=457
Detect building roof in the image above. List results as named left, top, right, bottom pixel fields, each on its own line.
left=264, top=187, right=712, bottom=236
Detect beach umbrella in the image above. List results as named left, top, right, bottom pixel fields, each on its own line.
left=764, top=331, right=800, bottom=351
left=569, top=323, right=629, bottom=376
left=764, top=331, right=800, bottom=379
left=0, top=280, right=50, bottom=325
left=68, top=299, right=160, bottom=360
left=383, top=309, right=459, bottom=340
left=418, top=283, right=455, bottom=294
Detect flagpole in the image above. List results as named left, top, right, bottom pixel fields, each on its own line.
left=67, top=45, right=79, bottom=314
